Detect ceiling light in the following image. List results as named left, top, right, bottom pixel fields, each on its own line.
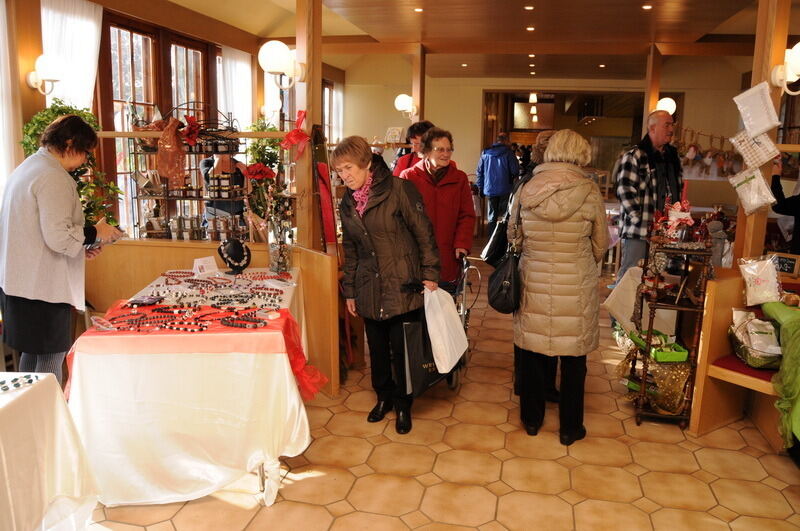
left=461, top=63, right=468, bottom=67
left=529, top=106, right=538, bottom=114
left=530, top=71, right=536, bottom=75
left=524, top=5, right=534, bottom=10
left=414, top=7, right=423, bottom=12
left=656, top=97, right=677, bottom=115
left=529, top=63, right=535, bottom=67
left=532, top=115, right=539, bottom=123
left=528, top=93, right=537, bottom=103
left=528, top=54, right=535, bottom=58
left=642, top=4, right=652, bottom=9
left=599, top=64, right=606, bottom=68
left=526, top=26, right=535, bottom=31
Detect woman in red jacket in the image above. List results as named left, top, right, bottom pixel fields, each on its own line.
left=400, top=127, right=475, bottom=292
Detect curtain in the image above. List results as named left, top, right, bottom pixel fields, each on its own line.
left=0, top=0, right=23, bottom=199
left=218, top=45, right=253, bottom=131
left=41, top=0, right=103, bottom=111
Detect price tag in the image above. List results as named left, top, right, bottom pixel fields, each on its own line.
left=193, top=256, right=219, bottom=275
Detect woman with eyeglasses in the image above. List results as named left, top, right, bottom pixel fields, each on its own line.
left=400, top=127, right=475, bottom=293
left=0, top=115, right=123, bottom=385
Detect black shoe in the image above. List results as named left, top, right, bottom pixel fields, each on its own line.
left=395, top=409, right=412, bottom=434
left=523, top=422, right=540, bottom=436
left=545, top=389, right=560, bottom=403
left=367, top=400, right=393, bottom=423
left=559, top=426, right=587, bottom=446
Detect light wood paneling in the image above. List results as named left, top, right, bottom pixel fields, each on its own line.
left=7, top=0, right=45, bottom=123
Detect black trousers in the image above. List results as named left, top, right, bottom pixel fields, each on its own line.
left=364, top=310, right=417, bottom=410
left=514, top=344, right=557, bottom=396
left=517, top=346, right=587, bottom=436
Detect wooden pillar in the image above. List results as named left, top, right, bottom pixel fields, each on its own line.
left=733, top=0, right=791, bottom=260
left=642, top=43, right=661, bottom=133
left=253, top=54, right=263, bottom=124
left=7, top=0, right=46, bottom=123
left=295, top=0, right=322, bottom=251
left=411, top=44, right=426, bottom=122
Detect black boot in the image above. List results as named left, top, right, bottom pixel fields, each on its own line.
left=559, top=425, right=587, bottom=446
left=395, top=408, right=412, bottom=434
left=367, top=400, right=393, bottom=423
left=545, top=388, right=560, bottom=403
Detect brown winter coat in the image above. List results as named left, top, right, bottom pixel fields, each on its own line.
left=340, top=156, right=440, bottom=321
left=508, top=162, right=609, bottom=357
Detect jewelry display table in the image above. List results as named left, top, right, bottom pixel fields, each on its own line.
left=0, top=372, right=97, bottom=530
left=67, top=271, right=325, bottom=507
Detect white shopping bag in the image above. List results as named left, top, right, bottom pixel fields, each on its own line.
left=424, top=288, right=469, bottom=373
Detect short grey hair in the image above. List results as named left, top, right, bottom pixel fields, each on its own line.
left=647, top=110, right=670, bottom=130
left=544, top=129, right=591, bottom=166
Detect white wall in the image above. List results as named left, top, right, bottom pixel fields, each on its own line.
left=342, top=55, right=749, bottom=176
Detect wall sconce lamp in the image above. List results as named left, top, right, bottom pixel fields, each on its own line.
left=258, top=40, right=306, bottom=90
left=770, top=42, right=800, bottom=96
left=532, top=115, right=539, bottom=123
left=394, top=93, right=417, bottom=120
left=529, top=106, right=538, bottom=115
left=26, top=54, right=60, bottom=95
left=655, top=97, right=677, bottom=115
left=528, top=93, right=538, bottom=103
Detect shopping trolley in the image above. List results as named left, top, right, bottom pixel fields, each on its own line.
left=445, top=254, right=482, bottom=389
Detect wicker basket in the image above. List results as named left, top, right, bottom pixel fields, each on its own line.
left=728, top=321, right=782, bottom=370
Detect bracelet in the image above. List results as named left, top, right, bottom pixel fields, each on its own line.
left=220, top=316, right=267, bottom=329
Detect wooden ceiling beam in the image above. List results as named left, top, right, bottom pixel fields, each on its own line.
left=422, top=41, right=650, bottom=55
left=656, top=42, right=754, bottom=56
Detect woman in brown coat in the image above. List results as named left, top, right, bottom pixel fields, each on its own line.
left=508, top=129, right=608, bottom=445
left=336, top=136, right=440, bottom=434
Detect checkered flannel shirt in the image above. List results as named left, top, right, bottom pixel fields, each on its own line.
left=615, top=147, right=655, bottom=240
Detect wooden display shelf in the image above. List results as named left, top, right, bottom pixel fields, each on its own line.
left=708, top=355, right=778, bottom=396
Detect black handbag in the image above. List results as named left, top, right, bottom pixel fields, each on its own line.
left=480, top=219, right=508, bottom=268
left=402, top=312, right=444, bottom=397
left=488, top=194, right=523, bottom=314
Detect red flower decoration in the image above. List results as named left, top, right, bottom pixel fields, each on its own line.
left=181, top=115, right=201, bottom=146
left=245, top=162, right=276, bottom=180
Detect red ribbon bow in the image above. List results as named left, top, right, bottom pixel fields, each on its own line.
left=181, top=115, right=201, bottom=146
left=280, top=110, right=311, bottom=161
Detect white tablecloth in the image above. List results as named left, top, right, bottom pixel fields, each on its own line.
left=68, top=350, right=310, bottom=507
left=0, top=373, right=97, bottom=530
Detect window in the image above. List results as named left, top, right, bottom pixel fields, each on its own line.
left=170, top=42, right=205, bottom=121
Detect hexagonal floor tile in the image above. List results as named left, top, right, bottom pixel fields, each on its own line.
left=470, top=352, right=514, bottom=369
left=650, top=508, right=728, bottom=530
left=367, top=441, right=436, bottom=476
left=104, top=503, right=184, bottom=526
left=303, top=435, right=373, bottom=468
left=347, top=473, right=424, bottom=516
left=574, top=499, right=651, bottom=531
left=571, top=464, right=642, bottom=503
left=343, top=390, right=378, bottom=413
left=584, top=393, right=617, bottom=414
left=711, top=479, right=793, bottom=519
left=280, top=465, right=355, bottom=505
left=452, top=401, right=509, bottom=425
left=465, top=367, right=512, bottom=384
left=305, top=406, right=333, bottom=429
left=695, top=448, right=767, bottom=481
left=583, top=412, right=625, bottom=438
left=505, top=430, right=567, bottom=460
left=687, top=427, right=746, bottom=450
left=383, top=418, right=446, bottom=445
left=443, top=423, right=506, bottom=452
left=458, top=382, right=510, bottom=403
left=584, top=375, right=612, bottom=393
left=413, top=397, right=455, bottom=420
left=497, top=491, right=574, bottom=531
left=420, top=483, right=497, bottom=527
left=329, top=512, right=408, bottom=531
left=629, top=442, right=699, bottom=474
left=640, top=472, right=716, bottom=511
left=568, top=437, right=632, bottom=467
left=172, top=491, right=259, bottom=531
left=759, top=454, right=800, bottom=486
left=433, top=449, right=502, bottom=484
left=474, top=339, right=513, bottom=353
left=305, top=389, right=349, bottom=408
left=622, top=418, right=685, bottom=444
left=501, top=457, right=570, bottom=494
left=729, top=516, right=800, bottom=530
left=326, top=411, right=387, bottom=438
left=245, top=500, right=332, bottom=530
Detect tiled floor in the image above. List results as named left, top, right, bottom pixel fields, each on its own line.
left=89, top=263, right=800, bottom=531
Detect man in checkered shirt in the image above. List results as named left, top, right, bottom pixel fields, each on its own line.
left=614, top=110, right=683, bottom=286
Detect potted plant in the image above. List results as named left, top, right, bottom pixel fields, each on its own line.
left=22, top=99, right=122, bottom=225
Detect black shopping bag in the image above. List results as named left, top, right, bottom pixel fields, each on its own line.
left=403, top=316, right=444, bottom=398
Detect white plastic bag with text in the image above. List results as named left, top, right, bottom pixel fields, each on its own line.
left=424, top=288, right=468, bottom=373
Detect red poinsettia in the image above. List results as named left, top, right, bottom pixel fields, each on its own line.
left=181, top=115, right=201, bottom=146
left=245, top=162, right=276, bottom=180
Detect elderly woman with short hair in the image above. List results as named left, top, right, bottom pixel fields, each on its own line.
left=509, top=129, right=608, bottom=446
left=335, top=136, right=440, bottom=435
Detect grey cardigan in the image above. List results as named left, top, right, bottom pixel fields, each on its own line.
left=0, top=148, right=88, bottom=310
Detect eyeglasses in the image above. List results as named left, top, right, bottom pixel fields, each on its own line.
left=432, top=147, right=455, bottom=153
left=0, top=374, right=39, bottom=392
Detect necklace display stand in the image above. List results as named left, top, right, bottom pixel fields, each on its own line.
left=218, top=238, right=251, bottom=275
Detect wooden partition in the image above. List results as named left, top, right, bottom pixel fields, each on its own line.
left=85, top=239, right=340, bottom=395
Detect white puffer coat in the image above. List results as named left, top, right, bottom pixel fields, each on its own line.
left=508, top=162, right=609, bottom=357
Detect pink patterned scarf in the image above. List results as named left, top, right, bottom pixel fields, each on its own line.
left=353, top=174, right=374, bottom=217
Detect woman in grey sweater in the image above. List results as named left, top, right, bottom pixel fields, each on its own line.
left=0, top=115, right=122, bottom=384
